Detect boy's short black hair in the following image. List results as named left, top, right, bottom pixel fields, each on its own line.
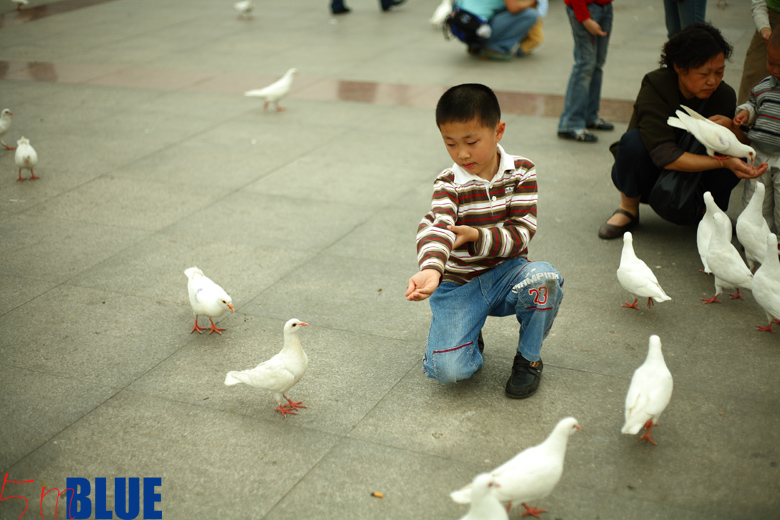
left=660, top=21, right=732, bottom=71
left=436, top=84, right=501, bottom=129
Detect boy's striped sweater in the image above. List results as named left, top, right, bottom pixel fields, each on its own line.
left=416, top=145, right=538, bottom=286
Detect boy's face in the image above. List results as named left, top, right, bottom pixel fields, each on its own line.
left=439, top=118, right=506, bottom=181
left=768, top=44, right=780, bottom=80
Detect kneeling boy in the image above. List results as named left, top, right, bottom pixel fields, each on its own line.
left=406, top=83, right=563, bottom=398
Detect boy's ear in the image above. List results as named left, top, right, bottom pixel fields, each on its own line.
left=495, top=121, right=506, bottom=142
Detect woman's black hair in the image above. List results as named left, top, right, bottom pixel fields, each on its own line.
left=436, top=84, right=501, bottom=129
left=660, top=22, right=733, bottom=71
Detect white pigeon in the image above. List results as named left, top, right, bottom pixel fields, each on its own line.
left=622, top=335, right=674, bottom=445
left=697, top=191, right=732, bottom=274
left=0, top=109, right=15, bottom=150
left=225, top=318, right=309, bottom=417
left=458, top=474, right=508, bottom=520
left=14, top=136, right=38, bottom=182
left=702, top=213, right=753, bottom=303
left=752, top=232, right=780, bottom=332
left=736, top=182, right=771, bottom=271
left=11, top=0, right=28, bottom=11
left=429, top=0, right=452, bottom=25
left=450, top=417, right=581, bottom=518
left=233, top=0, right=254, bottom=19
left=616, top=232, right=671, bottom=309
left=244, top=68, right=298, bottom=111
left=184, top=267, right=234, bottom=334
left=667, top=105, right=756, bottom=164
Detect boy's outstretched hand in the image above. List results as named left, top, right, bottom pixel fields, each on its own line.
left=406, top=269, right=442, bottom=301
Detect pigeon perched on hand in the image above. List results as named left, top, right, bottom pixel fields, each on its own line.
left=0, top=109, right=16, bottom=150
left=451, top=417, right=581, bottom=518
left=622, top=335, right=673, bottom=445
left=225, top=318, right=309, bottom=417
left=184, top=267, right=234, bottom=334
left=244, top=68, right=298, bottom=111
left=736, top=182, right=771, bottom=271
left=702, top=213, right=753, bottom=303
left=752, top=233, right=780, bottom=332
left=617, top=232, right=671, bottom=309
left=697, top=192, right=732, bottom=274
left=233, top=0, right=254, bottom=19
left=14, top=137, right=38, bottom=181
left=667, top=105, right=756, bottom=164
left=458, top=474, right=508, bottom=520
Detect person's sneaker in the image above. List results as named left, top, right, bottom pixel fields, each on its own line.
left=505, top=354, right=542, bottom=399
left=477, top=331, right=484, bottom=353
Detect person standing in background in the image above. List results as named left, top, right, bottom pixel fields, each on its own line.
left=738, top=0, right=780, bottom=105
left=557, top=0, right=614, bottom=143
left=663, top=0, right=707, bottom=39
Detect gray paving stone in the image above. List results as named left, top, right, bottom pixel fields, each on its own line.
left=127, top=314, right=421, bottom=435
left=1, top=390, right=340, bottom=520
left=0, top=364, right=118, bottom=472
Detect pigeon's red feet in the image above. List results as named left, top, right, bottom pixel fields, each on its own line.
left=275, top=106, right=286, bottom=112
left=520, top=503, right=547, bottom=518
left=207, top=318, right=225, bottom=335
left=637, top=420, right=658, bottom=445
left=728, top=289, right=743, bottom=300
left=3, top=144, right=16, bottom=150
left=190, top=318, right=207, bottom=334
left=284, top=395, right=306, bottom=411
left=275, top=404, right=298, bottom=417
left=757, top=323, right=776, bottom=333
left=646, top=297, right=655, bottom=309
left=263, top=101, right=270, bottom=110
left=29, top=170, right=38, bottom=180
left=622, top=298, right=639, bottom=310
left=701, top=295, right=721, bottom=304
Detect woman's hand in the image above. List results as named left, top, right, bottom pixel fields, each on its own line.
left=722, top=156, right=767, bottom=179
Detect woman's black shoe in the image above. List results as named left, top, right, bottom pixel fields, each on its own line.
left=598, top=208, right=639, bottom=239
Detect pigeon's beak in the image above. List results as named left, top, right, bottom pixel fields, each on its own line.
left=8, top=111, right=12, bottom=116
left=299, top=322, right=309, bottom=327
left=575, top=424, right=582, bottom=430
left=228, top=304, right=235, bottom=312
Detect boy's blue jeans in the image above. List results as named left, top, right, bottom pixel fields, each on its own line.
left=557, top=3, right=612, bottom=133
left=422, top=258, right=563, bottom=384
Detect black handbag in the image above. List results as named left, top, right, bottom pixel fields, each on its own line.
left=647, top=101, right=710, bottom=225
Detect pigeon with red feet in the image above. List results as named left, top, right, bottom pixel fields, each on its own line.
left=0, top=109, right=15, bottom=150
left=622, top=335, right=673, bottom=445
left=14, top=136, right=38, bottom=181
left=185, top=267, right=234, bottom=334
left=752, top=233, right=780, bottom=332
left=225, top=319, right=309, bottom=417
left=702, top=213, right=753, bottom=303
left=244, top=68, right=298, bottom=111
left=736, top=182, right=771, bottom=271
left=450, top=417, right=581, bottom=518
left=617, top=232, right=671, bottom=310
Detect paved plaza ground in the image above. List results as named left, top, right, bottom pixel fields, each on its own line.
left=0, top=0, right=778, bottom=518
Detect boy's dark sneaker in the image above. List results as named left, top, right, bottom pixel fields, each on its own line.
left=477, top=331, right=484, bottom=353
left=505, top=354, right=542, bottom=399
